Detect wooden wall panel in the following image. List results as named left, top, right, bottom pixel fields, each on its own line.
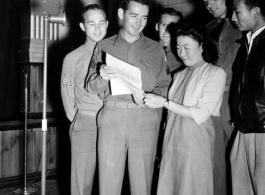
left=27, top=128, right=34, bottom=173
left=45, top=128, right=50, bottom=171
left=29, top=66, right=43, bottom=113
left=21, top=65, right=54, bottom=113
left=18, top=130, right=24, bottom=176
left=35, top=128, right=42, bottom=172
left=2, top=131, right=11, bottom=178
left=49, top=127, right=57, bottom=169
left=0, top=126, right=57, bottom=179
left=10, top=131, right=20, bottom=176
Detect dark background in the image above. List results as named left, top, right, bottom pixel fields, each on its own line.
left=0, top=0, right=212, bottom=121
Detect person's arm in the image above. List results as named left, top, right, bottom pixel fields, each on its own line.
left=61, top=56, right=76, bottom=122
left=152, top=48, right=172, bottom=97
left=145, top=68, right=226, bottom=124
left=85, top=43, right=113, bottom=94
left=189, top=68, right=226, bottom=124
left=144, top=94, right=192, bottom=118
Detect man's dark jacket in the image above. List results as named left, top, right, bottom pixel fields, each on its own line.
left=233, top=28, right=265, bottom=133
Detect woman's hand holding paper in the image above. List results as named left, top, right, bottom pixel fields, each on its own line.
left=144, top=93, right=166, bottom=108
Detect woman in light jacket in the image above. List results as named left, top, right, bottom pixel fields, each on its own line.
left=144, top=26, right=226, bottom=195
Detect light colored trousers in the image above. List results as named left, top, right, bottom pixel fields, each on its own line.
left=70, top=113, right=97, bottom=195
left=212, top=92, right=234, bottom=195
left=230, top=131, right=265, bottom=195
left=97, top=103, right=159, bottom=195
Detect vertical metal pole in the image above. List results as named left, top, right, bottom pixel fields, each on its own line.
left=24, top=72, right=28, bottom=192
left=40, top=13, right=65, bottom=195
left=41, top=16, right=48, bottom=195
left=13, top=70, right=34, bottom=194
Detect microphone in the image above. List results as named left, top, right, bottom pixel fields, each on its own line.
left=49, top=12, right=66, bottom=24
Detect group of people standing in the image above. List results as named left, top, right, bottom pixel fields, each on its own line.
left=60, top=0, right=265, bottom=195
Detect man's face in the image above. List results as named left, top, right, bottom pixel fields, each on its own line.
left=232, top=0, right=257, bottom=32
left=119, top=1, right=149, bottom=39
left=204, top=0, right=227, bottom=19
left=156, top=14, right=180, bottom=47
left=80, top=9, right=108, bottom=43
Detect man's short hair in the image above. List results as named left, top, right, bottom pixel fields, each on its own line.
left=242, top=0, right=265, bottom=17
left=159, top=7, right=183, bottom=22
left=80, top=4, right=106, bottom=23
left=121, top=0, right=151, bottom=11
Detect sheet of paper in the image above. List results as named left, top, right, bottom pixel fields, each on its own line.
left=106, top=53, right=144, bottom=97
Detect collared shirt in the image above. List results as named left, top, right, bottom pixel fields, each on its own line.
left=85, top=30, right=171, bottom=103
left=246, top=25, right=265, bottom=54
left=61, top=41, right=103, bottom=121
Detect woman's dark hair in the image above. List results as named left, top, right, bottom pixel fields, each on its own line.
left=176, top=26, right=218, bottom=65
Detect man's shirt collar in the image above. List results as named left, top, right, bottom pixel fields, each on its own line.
left=84, top=41, right=96, bottom=52
left=246, top=25, right=265, bottom=53
left=113, top=29, right=148, bottom=46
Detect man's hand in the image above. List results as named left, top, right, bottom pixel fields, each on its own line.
left=100, top=65, right=119, bottom=80
left=132, top=93, right=145, bottom=107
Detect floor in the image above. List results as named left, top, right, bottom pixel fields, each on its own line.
left=0, top=164, right=160, bottom=195
left=0, top=180, right=62, bottom=195
left=0, top=153, right=161, bottom=195
left=0, top=175, right=132, bottom=195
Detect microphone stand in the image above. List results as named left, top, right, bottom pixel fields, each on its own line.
left=41, top=13, right=66, bottom=195
left=14, top=71, right=36, bottom=194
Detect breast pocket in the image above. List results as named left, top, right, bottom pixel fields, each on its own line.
left=140, top=60, right=158, bottom=91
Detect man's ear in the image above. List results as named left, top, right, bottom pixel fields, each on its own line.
left=79, top=23, right=85, bottom=32
left=106, top=20, right=109, bottom=28
left=254, top=7, right=260, bottom=16
left=200, top=42, right=203, bottom=53
left=155, top=23, right=159, bottom=31
left=118, top=8, right=124, bottom=20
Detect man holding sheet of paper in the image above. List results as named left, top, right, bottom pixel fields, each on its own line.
left=105, top=53, right=144, bottom=97
left=85, top=0, right=171, bottom=195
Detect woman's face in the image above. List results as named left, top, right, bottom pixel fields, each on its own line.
left=177, top=35, right=203, bottom=66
